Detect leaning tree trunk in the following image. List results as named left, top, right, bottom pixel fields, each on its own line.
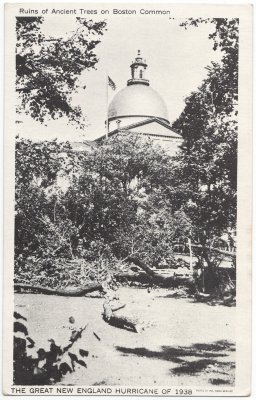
left=124, top=255, right=195, bottom=288
left=124, top=256, right=157, bottom=278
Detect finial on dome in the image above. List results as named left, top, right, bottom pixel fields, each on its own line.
left=127, top=50, right=149, bottom=86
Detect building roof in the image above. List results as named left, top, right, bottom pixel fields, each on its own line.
left=108, top=83, right=169, bottom=124
left=96, top=118, right=182, bottom=142
left=70, top=140, right=98, bottom=152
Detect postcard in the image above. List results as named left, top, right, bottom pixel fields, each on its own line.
left=3, top=3, right=253, bottom=396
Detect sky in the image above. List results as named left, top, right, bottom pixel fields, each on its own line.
left=17, top=11, right=222, bottom=141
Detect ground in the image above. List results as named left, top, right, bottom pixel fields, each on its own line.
left=15, top=288, right=236, bottom=387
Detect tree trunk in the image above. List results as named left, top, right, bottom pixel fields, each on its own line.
left=191, top=244, right=236, bottom=258
left=124, top=256, right=157, bottom=278
left=103, top=314, right=139, bottom=332
left=188, top=238, right=193, bottom=271
left=103, top=302, right=139, bottom=332
left=14, top=283, right=103, bottom=296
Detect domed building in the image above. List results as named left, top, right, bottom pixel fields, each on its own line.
left=96, top=50, right=182, bottom=156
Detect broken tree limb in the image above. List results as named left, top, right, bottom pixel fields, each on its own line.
left=194, top=289, right=212, bottom=301
left=103, top=301, right=139, bottom=333
left=104, top=314, right=139, bottom=332
left=123, top=256, right=195, bottom=286
left=14, top=283, right=103, bottom=297
left=191, top=244, right=236, bottom=258
left=111, top=304, right=126, bottom=313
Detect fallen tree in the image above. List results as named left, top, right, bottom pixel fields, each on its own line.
left=124, top=256, right=158, bottom=278
left=14, top=255, right=194, bottom=295
left=14, top=250, right=233, bottom=297
left=14, top=283, right=103, bottom=296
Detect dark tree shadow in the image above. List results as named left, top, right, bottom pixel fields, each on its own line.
left=172, top=359, right=235, bottom=375
left=156, top=293, right=236, bottom=307
left=116, top=340, right=235, bottom=385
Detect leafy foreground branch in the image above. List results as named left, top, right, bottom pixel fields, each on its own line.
left=14, top=312, right=89, bottom=385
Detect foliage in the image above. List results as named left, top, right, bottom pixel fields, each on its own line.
left=64, top=133, right=191, bottom=267
left=16, top=17, right=106, bottom=127
left=15, top=139, right=78, bottom=259
left=14, top=20, right=238, bottom=300
left=180, top=18, right=238, bottom=114
left=15, top=134, right=192, bottom=286
left=171, top=18, right=238, bottom=265
left=14, top=312, right=88, bottom=385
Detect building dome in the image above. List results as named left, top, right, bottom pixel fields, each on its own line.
left=108, top=84, right=169, bottom=124
left=108, top=50, right=169, bottom=128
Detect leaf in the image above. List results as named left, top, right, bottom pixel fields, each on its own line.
left=68, top=352, right=87, bottom=368
left=27, top=336, right=35, bottom=348
left=37, top=348, right=46, bottom=360
left=14, top=321, right=28, bottom=336
left=79, top=349, right=89, bottom=358
left=14, top=311, right=27, bottom=321
left=77, top=359, right=87, bottom=368
left=68, top=352, right=79, bottom=362
left=59, top=362, right=72, bottom=375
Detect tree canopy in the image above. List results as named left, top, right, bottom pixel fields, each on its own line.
left=171, top=18, right=238, bottom=261
left=15, top=134, right=192, bottom=287
left=16, top=17, right=106, bottom=127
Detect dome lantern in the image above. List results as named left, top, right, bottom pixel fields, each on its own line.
left=127, top=50, right=149, bottom=86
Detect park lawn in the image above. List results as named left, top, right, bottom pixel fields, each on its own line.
left=15, top=287, right=236, bottom=387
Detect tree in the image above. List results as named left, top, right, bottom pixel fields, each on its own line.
left=15, top=134, right=192, bottom=287
left=171, top=18, right=238, bottom=270
left=64, top=132, right=191, bottom=268
left=15, top=138, right=78, bottom=260
left=16, top=17, right=106, bottom=127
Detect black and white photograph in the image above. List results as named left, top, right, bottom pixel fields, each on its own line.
left=3, top=3, right=252, bottom=396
